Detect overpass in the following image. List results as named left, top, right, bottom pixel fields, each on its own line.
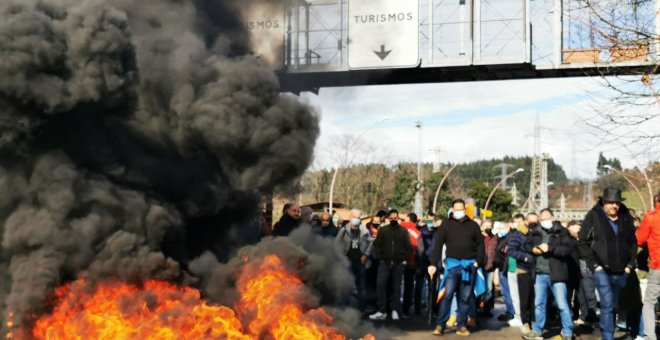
left=244, top=0, right=660, bottom=93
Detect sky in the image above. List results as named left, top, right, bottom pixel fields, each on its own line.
left=300, top=76, right=655, bottom=180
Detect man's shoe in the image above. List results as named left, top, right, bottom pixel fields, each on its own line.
left=368, top=311, right=386, bottom=320
left=467, top=317, right=477, bottom=328
left=446, top=315, right=458, bottom=327
left=520, top=323, right=531, bottom=335
left=497, top=313, right=514, bottom=321
left=574, top=319, right=585, bottom=326
left=391, top=310, right=399, bottom=321
left=432, top=326, right=444, bottom=336
left=456, top=327, right=470, bottom=336
left=508, top=318, right=523, bottom=327
left=523, top=331, right=543, bottom=340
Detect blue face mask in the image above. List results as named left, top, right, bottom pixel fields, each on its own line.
left=497, top=230, right=508, bottom=238
left=351, top=219, right=361, bottom=227
left=540, top=220, right=553, bottom=229
left=453, top=211, right=466, bottom=220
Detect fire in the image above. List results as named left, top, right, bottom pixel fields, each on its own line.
left=29, top=254, right=367, bottom=340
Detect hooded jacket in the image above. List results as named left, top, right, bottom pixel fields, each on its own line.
left=578, top=201, right=637, bottom=273
left=507, top=229, right=533, bottom=272
left=524, top=222, right=575, bottom=282
left=335, top=224, right=372, bottom=258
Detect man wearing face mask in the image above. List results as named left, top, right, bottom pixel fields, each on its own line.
left=335, top=209, right=371, bottom=310
left=524, top=208, right=575, bottom=340
left=369, top=209, right=413, bottom=321
left=427, top=199, right=485, bottom=336
left=578, top=188, right=637, bottom=340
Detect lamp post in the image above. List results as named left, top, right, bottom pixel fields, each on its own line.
left=328, top=118, right=390, bottom=215
left=431, top=163, right=459, bottom=214
left=485, top=168, right=524, bottom=210
left=603, top=164, right=648, bottom=212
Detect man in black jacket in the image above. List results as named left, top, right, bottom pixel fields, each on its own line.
left=369, top=209, right=413, bottom=321
left=578, top=188, right=637, bottom=340
left=427, top=199, right=485, bottom=336
left=523, top=208, right=574, bottom=340
left=272, top=203, right=301, bottom=236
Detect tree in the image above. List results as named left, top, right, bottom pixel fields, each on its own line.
left=391, top=164, right=416, bottom=211
left=467, top=181, right=514, bottom=222
left=574, top=1, right=660, bottom=154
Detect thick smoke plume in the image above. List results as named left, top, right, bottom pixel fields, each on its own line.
left=0, top=0, right=319, bottom=330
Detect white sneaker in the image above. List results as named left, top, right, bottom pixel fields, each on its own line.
left=508, top=318, right=523, bottom=327
left=391, top=310, right=400, bottom=320
left=369, top=311, right=387, bottom=320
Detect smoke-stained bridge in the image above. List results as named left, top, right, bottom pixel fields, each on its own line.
left=243, top=0, right=660, bottom=92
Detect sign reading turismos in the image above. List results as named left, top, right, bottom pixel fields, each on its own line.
left=348, top=0, right=419, bottom=69
left=240, top=1, right=285, bottom=70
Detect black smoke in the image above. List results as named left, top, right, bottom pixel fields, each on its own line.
left=0, top=0, right=319, bottom=330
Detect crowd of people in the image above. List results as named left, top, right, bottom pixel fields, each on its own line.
left=270, top=187, right=660, bottom=339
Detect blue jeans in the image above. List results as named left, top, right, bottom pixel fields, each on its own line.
left=499, top=270, right=515, bottom=315
left=532, top=274, right=573, bottom=337
left=437, top=266, right=474, bottom=328
left=593, top=270, right=628, bottom=340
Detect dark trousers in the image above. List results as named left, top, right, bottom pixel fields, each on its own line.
left=517, top=271, right=535, bottom=324
left=350, top=259, right=366, bottom=310
left=365, top=259, right=379, bottom=309
left=577, top=276, right=598, bottom=322
left=402, top=265, right=423, bottom=315
left=377, top=261, right=405, bottom=313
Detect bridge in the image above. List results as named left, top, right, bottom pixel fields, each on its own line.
left=243, top=0, right=660, bottom=93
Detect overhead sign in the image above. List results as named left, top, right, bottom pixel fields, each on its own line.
left=242, top=1, right=285, bottom=70
left=348, top=0, right=420, bottom=69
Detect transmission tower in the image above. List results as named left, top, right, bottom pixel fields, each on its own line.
left=582, top=181, right=594, bottom=207
left=510, top=183, right=520, bottom=206
left=494, top=163, right=513, bottom=190
left=432, top=147, right=442, bottom=173
left=527, top=115, right=550, bottom=212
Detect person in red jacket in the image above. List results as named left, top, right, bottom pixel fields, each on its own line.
left=637, top=192, right=660, bottom=340
left=401, top=213, right=425, bottom=316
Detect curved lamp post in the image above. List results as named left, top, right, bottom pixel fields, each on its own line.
left=604, top=164, right=648, bottom=212
left=431, top=164, right=459, bottom=214
left=484, top=168, right=524, bottom=210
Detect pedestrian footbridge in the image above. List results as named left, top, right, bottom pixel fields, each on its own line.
left=243, top=0, right=660, bottom=92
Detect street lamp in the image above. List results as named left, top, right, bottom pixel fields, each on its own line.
left=328, top=118, right=390, bottom=215
left=431, top=163, right=459, bottom=214
left=484, top=168, right=524, bottom=210
left=603, top=164, right=648, bottom=212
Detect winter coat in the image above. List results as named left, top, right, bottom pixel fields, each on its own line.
left=484, top=234, right=498, bottom=271
left=335, top=224, right=372, bottom=258
left=493, top=235, right=509, bottom=272
left=578, top=202, right=637, bottom=273
left=371, top=222, right=413, bottom=263
left=525, top=222, right=575, bottom=282
left=272, top=214, right=301, bottom=237
left=507, top=230, right=533, bottom=272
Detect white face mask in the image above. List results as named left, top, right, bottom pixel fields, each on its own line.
left=540, top=220, right=553, bottom=229
left=453, top=210, right=466, bottom=220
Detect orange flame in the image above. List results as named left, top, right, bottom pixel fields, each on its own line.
left=29, top=254, right=369, bottom=340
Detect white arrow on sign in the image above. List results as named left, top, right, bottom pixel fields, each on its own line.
left=348, top=0, right=419, bottom=69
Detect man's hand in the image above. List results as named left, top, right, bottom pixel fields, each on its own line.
left=428, top=265, right=437, bottom=277
left=538, top=243, right=549, bottom=252
left=594, top=266, right=603, bottom=272
left=473, top=262, right=479, bottom=268
left=360, top=255, right=367, bottom=264
left=532, top=247, right=543, bottom=255
left=625, top=267, right=631, bottom=274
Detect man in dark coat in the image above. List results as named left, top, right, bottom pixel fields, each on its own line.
left=578, top=188, right=637, bottom=340
left=272, top=203, right=301, bottom=236
left=427, top=199, right=485, bottom=336
left=523, top=208, right=575, bottom=340
left=368, top=209, right=413, bottom=321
